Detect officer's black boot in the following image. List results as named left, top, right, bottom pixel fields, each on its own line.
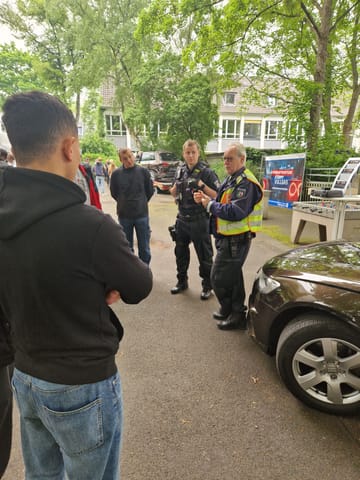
left=217, top=312, right=247, bottom=330
left=200, top=288, right=212, bottom=300
left=212, top=308, right=230, bottom=320
left=170, top=280, right=189, bottom=294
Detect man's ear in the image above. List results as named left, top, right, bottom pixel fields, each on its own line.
left=62, top=136, right=76, bottom=162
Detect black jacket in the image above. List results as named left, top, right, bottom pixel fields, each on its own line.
left=110, top=165, right=154, bottom=219
left=0, top=308, right=13, bottom=368
left=0, top=167, right=152, bottom=384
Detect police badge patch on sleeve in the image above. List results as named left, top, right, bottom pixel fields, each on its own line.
left=236, top=188, right=247, bottom=198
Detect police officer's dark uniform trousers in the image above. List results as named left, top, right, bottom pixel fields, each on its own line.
left=172, top=162, right=219, bottom=298
left=209, top=167, right=263, bottom=329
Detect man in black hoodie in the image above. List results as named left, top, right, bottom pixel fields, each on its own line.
left=0, top=91, right=152, bottom=480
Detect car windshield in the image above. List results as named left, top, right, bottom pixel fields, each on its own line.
left=159, top=152, right=178, bottom=162
left=141, top=152, right=156, bottom=161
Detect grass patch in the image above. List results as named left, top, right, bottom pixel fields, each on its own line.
left=261, top=225, right=293, bottom=247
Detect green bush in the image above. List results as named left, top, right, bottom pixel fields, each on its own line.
left=80, top=133, right=118, bottom=159
left=209, top=159, right=262, bottom=181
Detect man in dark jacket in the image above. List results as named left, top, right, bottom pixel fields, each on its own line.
left=0, top=91, right=152, bottom=479
left=110, top=148, right=154, bottom=264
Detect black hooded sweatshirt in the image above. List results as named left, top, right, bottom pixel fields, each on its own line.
left=0, top=167, right=152, bottom=384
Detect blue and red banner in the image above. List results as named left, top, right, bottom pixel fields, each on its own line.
left=263, top=153, right=306, bottom=209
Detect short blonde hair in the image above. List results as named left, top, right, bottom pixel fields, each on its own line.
left=183, top=139, right=200, bottom=152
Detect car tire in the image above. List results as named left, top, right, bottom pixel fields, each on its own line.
left=276, top=313, right=360, bottom=415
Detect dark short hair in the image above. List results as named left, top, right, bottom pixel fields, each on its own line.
left=1, top=91, right=78, bottom=164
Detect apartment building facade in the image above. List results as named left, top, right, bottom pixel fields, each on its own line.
left=100, top=82, right=288, bottom=153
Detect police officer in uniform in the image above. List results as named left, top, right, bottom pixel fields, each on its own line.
left=194, top=142, right=263, bottom=329
left=170, top=139, right=220, bottom=299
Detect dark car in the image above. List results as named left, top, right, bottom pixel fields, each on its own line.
left=247, top=240, right=360, bottom=415
left=138, top=151, right=180, bottom=193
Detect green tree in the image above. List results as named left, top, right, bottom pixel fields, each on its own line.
left=141, top=0, right=360, bottom=165
left=162, top=73, right=218, bottom=155
left=67, top=0, right=148, bottom=140
left=0, top=0, right=97, bottom=120
left=122, top=52, right=184, bottom=148
left=80, top=133, right=117, bottom=158
left=81, top=90, right=101, bottom=135
left=0, top=43, right=47, bottom=105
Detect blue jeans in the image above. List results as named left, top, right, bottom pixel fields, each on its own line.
left=119, top=216, right=151, bottom=264
left=12, top=369, right=123, bottom=480
left=96, top=175, right=105, bottom=194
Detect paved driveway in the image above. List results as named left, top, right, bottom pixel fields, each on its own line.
left=4, top=189, right=360, bottom=480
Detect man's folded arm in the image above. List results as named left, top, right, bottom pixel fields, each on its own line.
left=92, top=215, right=153, bottom=304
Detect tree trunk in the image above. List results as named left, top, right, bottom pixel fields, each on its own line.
left=322, top=47, right=333, bottom=137
left=306, top=0, right=333, bottom=158
left=343, top=85, right=360, bottom=148
left=75, top=92, right=81, bottom=124
left=342, top=6, right=360, bottom=149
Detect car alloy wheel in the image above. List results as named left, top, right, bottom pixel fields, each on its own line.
left=276, top=313, right=360, bottom=415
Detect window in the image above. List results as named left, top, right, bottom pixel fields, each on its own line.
left=286, top=121, right=305, bottom=141
left=158, top=121, right=167, bottom=135
left=105, top=115, right=126, bottom=136
left=223, top=92, right=236, bottom=105
left=221, top=119, right=241, bottom=139
left=244, top=121, right=261, bottom=139
left=265, top=120, right=283, bottom=140
left=267, top=96, right=277, bottom=107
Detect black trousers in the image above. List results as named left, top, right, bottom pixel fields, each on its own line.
left=0, top=365, right=13, bottom=478
left=174, top=215, right=213, bottom=289
left=211, top=236, right=252, bottom=316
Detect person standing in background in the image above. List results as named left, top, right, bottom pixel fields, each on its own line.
left=93, top=157, right=107, bottom=194
left=75, top=162, right=102, bottom=210
left=107, top=159, right=117, bottom=181
left=110, top=148, right=154, bottom=265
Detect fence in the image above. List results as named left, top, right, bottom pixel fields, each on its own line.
left=301, top=167, right=339, bottom=201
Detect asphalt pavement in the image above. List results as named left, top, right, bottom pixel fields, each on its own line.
left=3, top=188, right=360, bottom=480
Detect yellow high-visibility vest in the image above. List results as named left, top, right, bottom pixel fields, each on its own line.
left=216, top=169, right=263, bottom=235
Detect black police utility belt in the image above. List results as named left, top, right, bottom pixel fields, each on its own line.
left=178, top=210, right=208, bottom=222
